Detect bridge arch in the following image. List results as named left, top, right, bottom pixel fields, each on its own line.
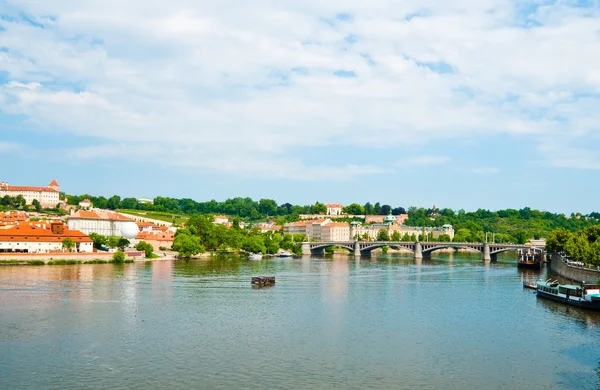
left=360, top=242, right=414, bottom=254
left=308, top=242, right=355, bottom=253
left=421, top=244, right=483, bottom=254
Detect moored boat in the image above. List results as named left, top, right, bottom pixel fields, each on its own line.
left=517, top=250, right=542, bottom=269
left=277, top=251, right=293, bottom=258
left=536, top=279, right=600, bottom=310
left=523, top=281, right=537, bottom=289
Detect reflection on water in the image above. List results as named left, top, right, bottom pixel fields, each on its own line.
left=1, top=254, right=599, bottom=390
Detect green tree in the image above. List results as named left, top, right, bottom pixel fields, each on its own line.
left=135, top=241, right=155, bottom=258
left=374, top=202, right=382, bottom=215
left=89, top=233, right=108, bottom=249
left=343, top=203, right=364, bottom=215
left=31, top=199, right=42, bottom=212
left=438, top=234, right=452, bottom=242
left=173, top=233, right=204, bottom=258
left=546, top=228, right=571, bottom=252
left=62, top=238, right=75, bottom=252
left=107, top=195, right=121, bottom=210
left=380, top=205, right=392, bottom=215
left=241, top=235, right=266, bottom=254
left=377, top=229, right=390, bottom=241
left=112, top=250, right=126, bottom=263
left=391, top=231, right=401, bottom=241
left=312, top=202, right=327, bottom=215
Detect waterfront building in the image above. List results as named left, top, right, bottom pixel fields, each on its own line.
left=0, top=180, right=60, bottom=208
left=0, top=221, right=93, bottom=253
left=320, top=222, right=351, bottom=242
left=283, top=219, right=330, bottom=239
left=135, top=230, right=175, bottom=251
left=326, top=203, right=343, bottom=216
left=67, top=210, right=133, bottom=236
left=138, top=198, right=154, bottom=204
left=351, top=222, right=455, bottom=241
left=0, top=211, right=29, bottom=225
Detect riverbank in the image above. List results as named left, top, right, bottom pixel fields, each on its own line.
left=550, top=253, right=600, bottom=283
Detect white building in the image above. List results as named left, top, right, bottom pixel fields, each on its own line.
left=0, top=221, right=93, bottom=253
left=0, top=180, right=60, bottom=208
left=326, top=203, right=343, bottom=216
left=320, top=222, right=351, bottom=242
left=67, top=210, right=133, bottom=236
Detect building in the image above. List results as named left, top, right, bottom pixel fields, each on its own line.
left=135, top=230, right=175, bottom=251
left=78, top=199, right=93, bottom=209
left=0, top=211, right=28, bottom=224
left=0, top=180, right=60, bottom=208
left=138, top=198, right=154, bottom=204
left=326, top=203, right=343, bottom=216
left=0, top=221, right=93, bottom=253
left=351, top=222, right=454, bottom=241
left=283, top=219, right=330, bottom=239
left=320, top=222, right=350, bottom=242
left=365, top=214, right=409, bottom=225
left=67, top=210, right=133, bottom=236
left=213, top=215, right=229, bottom=225
left=253, top=222, right=282, bottom=233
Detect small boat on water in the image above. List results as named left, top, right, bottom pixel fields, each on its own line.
left=536, top=279, right=600, bottom=310
left=523, top=281, right=537, bottom=290
left=248, top=253, right=263, bottom=261
left=277, top=251, right=293, bottom=258
left=517, top=250, right=543, bottom=269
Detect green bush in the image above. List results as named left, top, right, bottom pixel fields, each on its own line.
left=47, top=260, right=81, bottom=265
left=28, top=260, right=46, bottom=265
left=112, top=250, right=126, bottom=263
left=84, top=260, right=109, bottom=264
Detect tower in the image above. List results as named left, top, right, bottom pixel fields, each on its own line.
left=48, top=179, right=60, bottom=192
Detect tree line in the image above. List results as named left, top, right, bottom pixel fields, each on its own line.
left=546, top=226, right=600, bottom=266
left=173, top=215, right=306, bottom=258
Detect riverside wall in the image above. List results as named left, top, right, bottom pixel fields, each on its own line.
left=0, top=252, right=144, bottom=262
left=550, top=253, right=600, bottom=283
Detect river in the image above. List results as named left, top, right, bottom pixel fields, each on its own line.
left=1, top=253, right=599, bottom=389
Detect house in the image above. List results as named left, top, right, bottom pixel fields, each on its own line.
left=0, top=180, right=60, bottom=208
left=67, top=210, right=133, bottom=236
left=213, top=215, right=229, bottom=225
left=326, top=203, right=343, bottom=216
left=320, top=222, right=350, bottom=242
left=135, top=230, right=175, bottom=251
left=253, top=222, right=282, bottom=233
left=78, top=199, right=93, bottom=209
left=283, top=219, right=330, bottom=240
left=0, top=211, right=29, bottom=224
left=0, top=221, right=93, bottom=253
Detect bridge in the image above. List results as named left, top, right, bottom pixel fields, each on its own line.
left=301, top=241, right=545, bottom=261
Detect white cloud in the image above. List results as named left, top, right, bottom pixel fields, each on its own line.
left=1, top=0, right=600, bottom=176
left=469, top=167, right=499, bottom=174
left=0, top=141, right=24, bottom=153
left=395, top=156, right=451, bottom=166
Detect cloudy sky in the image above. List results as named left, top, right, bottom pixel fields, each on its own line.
left=1, top=0, right=599, bottom=213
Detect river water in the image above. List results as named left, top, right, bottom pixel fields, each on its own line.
left=1, top=253, right=599, bottom=390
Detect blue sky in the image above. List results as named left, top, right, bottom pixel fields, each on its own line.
left=1, top=1, right=600, bottom=214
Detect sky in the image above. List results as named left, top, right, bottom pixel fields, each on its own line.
left=1, top=0, right=600, bottom=214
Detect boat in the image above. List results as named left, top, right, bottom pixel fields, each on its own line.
left=536, top=279, right=600, bottom=310
left=248, top=253, right=263, bottom=261
left=517, top=250, right=542, bottom=269
left=523, top=281, right=537, bottom=290
left=277, top=251, right=293, bottom=258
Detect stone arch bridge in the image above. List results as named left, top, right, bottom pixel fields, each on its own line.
left=302, top=241, right=544, bottom=261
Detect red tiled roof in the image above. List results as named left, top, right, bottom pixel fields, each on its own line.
left=0, top=223, right=91, bottom=243
left=324, top=222, right=350, bottom=227
left=68, top=210, right=132, bottom=221
left=326, top=203, right=343, bottom=208
left=2, top=185, right=58, bottom=193
left=49, top=180, right=59, bottom=187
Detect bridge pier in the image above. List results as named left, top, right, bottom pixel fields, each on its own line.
left=483, top=243, right=491, bottom=262
left=414, top=242, right=423, bottom=260
left=301, top=242, right=311, bottom=256
left=354, top=241, right=361, bottom=257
